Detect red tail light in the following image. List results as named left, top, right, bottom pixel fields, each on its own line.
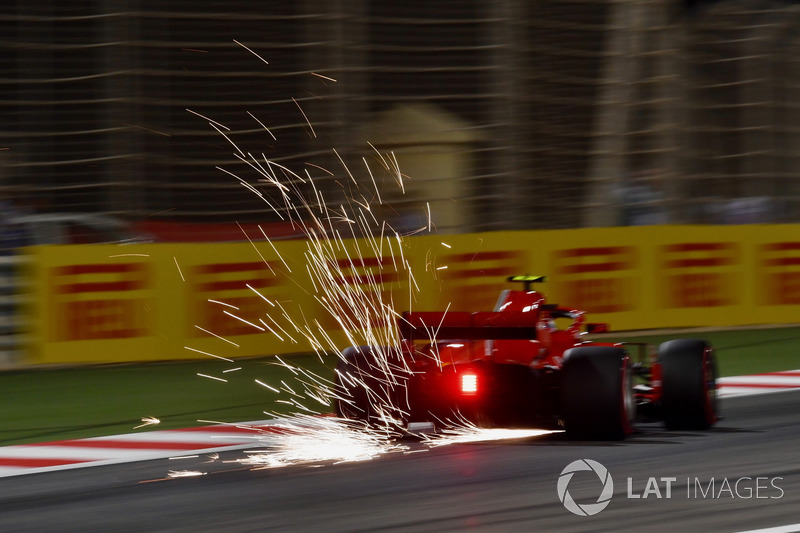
left=460, top=373, right=478, bottom=395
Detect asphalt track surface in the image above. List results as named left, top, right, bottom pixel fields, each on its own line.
left=1, top=391, right=799, bottom=533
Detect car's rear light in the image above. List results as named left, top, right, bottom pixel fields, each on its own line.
left=460, top=372, right=478, bottom=395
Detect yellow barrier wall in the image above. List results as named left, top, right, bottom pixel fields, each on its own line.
left=23, top=225, right=800, bottom=364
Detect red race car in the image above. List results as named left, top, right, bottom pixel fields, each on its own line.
left=334, top=276, right=718, bottom=439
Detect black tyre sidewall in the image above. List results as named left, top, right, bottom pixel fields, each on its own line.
left=561, top=346, right=632, bottom=440
left=659, top=338, right=717, bottom=430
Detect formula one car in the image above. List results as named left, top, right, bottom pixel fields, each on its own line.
left=334, top=276, right=718, bottom=439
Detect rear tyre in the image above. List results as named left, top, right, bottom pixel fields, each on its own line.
left=333, top=346, right=409, bottom=431
left=561, top=346, right=634, bottom=440
left=659, top=338, right=717, bottom=430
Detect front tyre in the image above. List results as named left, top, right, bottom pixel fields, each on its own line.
left=659, top=338, right=717, bottom=430
left=561, top=346, right=634, bottom=440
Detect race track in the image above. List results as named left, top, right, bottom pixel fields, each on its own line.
left=1, top=391, right=798, bottom=532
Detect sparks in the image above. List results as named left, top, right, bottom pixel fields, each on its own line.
left=236, top=416, right=407, bottom=469
left=197, top=373, right=227, bottom=383
left=122, top=123, right=171, bottom=137
left=167, top=470, right=207, bottom=478
left=208, top=299, right=240, bottom=310
left=423, top=423, right=562, bottom=447
left=310, top=72, right=337, bottom=82
left=246, top=111, right=277, bottom=140
left=133, top=416, right=161, bottom=429
left=255, top=379, right=280, bottom=393
left=194, top=325, right=240, bottom=347
left=184, top=346, right=235, bottom=363
left=222, top=310, right=265, bottom=331
left=292, top=97, right=316, bottom=138
left=234, top=39, right=269, bottom=66
left=174, top=256, right=185, bottom=281
left=192, top=62, right=533, bottom=469
left=186, top=108, right=230, bottom=131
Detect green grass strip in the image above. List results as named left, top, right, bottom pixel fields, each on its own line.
left=0, top=354, right=333, bottom=446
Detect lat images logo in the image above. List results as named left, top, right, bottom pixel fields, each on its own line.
left=557, top=459, right=614, bottom=516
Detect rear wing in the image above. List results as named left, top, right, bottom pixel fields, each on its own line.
left=400, top=311, right=539, bottom=341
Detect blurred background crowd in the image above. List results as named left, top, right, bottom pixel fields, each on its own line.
left=1, top=0, right=799, bottom=245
